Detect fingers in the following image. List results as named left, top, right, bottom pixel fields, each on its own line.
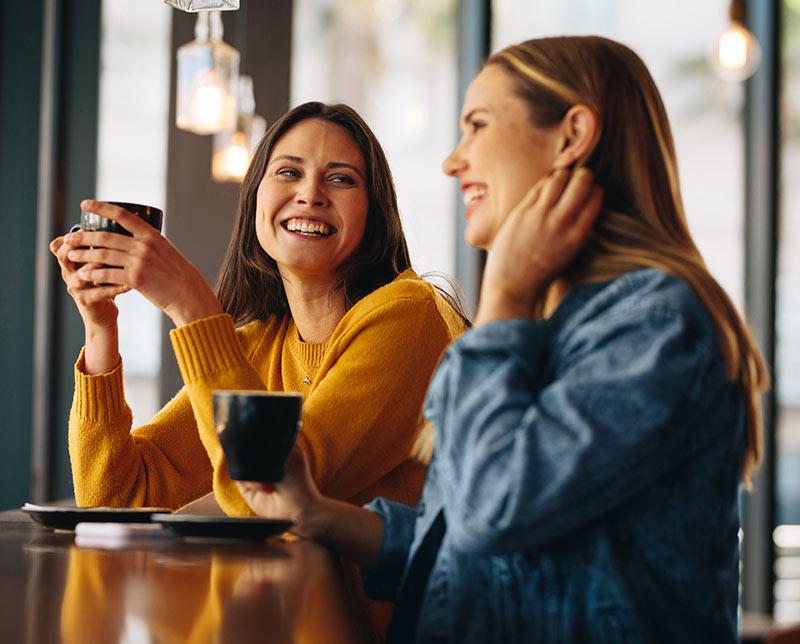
left=68, top=245, right=131, bottom=269
left=63, top=229, right=136, bottom=253
left=79, top=199, right=155, bottom=237
left=536, top=167, right=572, bottom=209
left=49, top=236, right=64, bottom=256
left=538, top=168, right=601, bottom=237
left=553, top=167, right=596, bottom=214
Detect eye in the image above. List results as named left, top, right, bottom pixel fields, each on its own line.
left=329, top=174, right=356, bottom=186
left=470, top=120, right=486, bottom=133
left=275, top=167, right=300, bottom=178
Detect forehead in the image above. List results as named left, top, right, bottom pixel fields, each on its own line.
left=270, top=118, right=365, bottom=168
left=462, top=65, right=522, bottom=118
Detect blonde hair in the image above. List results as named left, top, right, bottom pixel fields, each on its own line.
left=459, top=35, right=767, bottom=486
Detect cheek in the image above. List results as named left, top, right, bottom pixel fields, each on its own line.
left=344, top=197, right=369, bottom=244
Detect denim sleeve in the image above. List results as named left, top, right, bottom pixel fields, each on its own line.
left=427, top=298, right=728, bottom=556
left=361, top=497, right=418, bottom=601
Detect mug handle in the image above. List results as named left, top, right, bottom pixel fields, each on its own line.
left=69, top=224, right=83, bottom=234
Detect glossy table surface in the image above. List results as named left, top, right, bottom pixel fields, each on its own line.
left=0, top=509, right=371, bottom=644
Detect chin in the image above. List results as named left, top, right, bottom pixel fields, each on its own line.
left=464, top=228, right=490, bottom=250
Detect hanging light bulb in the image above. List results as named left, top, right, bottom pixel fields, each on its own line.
left=711, top=0, right=762, bottom=81
left=164, top=0, right=239, bottom=12
left=176, top=11, right=239, bottom=134
left=212, top=75, right=267, bottom=182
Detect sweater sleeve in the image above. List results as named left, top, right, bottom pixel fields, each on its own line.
left=427, top=289, right=739, bottom=556
left=171, top=282, right=461, bottom=515
left=169, top=314, right=272, bottom=516
left=68, top=349, right=213, bottom=508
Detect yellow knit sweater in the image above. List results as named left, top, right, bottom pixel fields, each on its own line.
left=68, top=269, right=465, bottom=514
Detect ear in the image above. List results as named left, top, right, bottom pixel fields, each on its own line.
left=552, top=104, right=599, bottom=169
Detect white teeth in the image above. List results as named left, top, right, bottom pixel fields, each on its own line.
left=285, top=219, right=332, bottom=235
left=463, top=185, right=486, bottom=206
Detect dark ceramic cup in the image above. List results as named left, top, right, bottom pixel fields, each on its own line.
left=79, top=201, right=163, bottom=236
left=213, top=390, right=303, bottom=483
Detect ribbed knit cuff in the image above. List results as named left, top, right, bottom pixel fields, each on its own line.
left=72, top=347, right=128, bottom=419
left=169, top=314, right=249, bottom=383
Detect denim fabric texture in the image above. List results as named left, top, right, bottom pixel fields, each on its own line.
left=363, top=269, right=745, bottom=643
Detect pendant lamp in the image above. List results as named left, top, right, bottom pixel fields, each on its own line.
left=212, top=75, right=266, bottom=182
left=175, top=11, right=240, bottom=134
left=711, top=0, right=761, bottom=81
left=164, top=0, right=239, bottom=12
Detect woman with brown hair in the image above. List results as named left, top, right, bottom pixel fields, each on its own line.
left=50, top=101, right=465, bottom=517
left=239, top=37, right=768, bottom=643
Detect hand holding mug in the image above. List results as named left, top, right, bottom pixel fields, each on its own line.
left=48, top=202, right=162, bottom=330
left=59, top=200, right=222, bottom=327
left=237, top=446, right=322, bottom=538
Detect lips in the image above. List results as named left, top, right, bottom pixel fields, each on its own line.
left=462, top=184, right=487, bottom=206
left=281, top=217, right=335, bottom=237
left=461, top=183, right=487, bottom=219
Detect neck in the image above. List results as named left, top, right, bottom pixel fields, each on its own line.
left=282, top=274, right=346, bottom=343
left=542, top=279, right=569, bottom=318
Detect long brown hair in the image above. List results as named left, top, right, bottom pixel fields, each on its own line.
left=215, top=102, right=412, bottom=325
left=488, top=36, right=768, bottom=485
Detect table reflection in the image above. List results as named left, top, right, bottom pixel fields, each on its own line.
left=2, top=513, right=371, bottom=644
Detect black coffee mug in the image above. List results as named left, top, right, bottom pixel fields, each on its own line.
left=213, top=390, right=303, bottom=483
left=76, top=201, right=163, bottom=236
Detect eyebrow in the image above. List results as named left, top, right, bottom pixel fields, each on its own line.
left=269, top=155, right=364, bottom=179
left=461, top=107, right=490, bottom=125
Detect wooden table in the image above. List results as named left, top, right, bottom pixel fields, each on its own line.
left=0, top=509, right=372, bottom=644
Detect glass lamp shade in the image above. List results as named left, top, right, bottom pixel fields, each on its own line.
left=711, top=21, right=762, bottom=81
left=176, top=13, right=240, bottom=134
left=165, top=0, right=240, bottom=11
left=212, top=113, right=267, bottom=182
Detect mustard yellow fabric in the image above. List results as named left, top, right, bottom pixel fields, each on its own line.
left=68, top=269, right=465, bottom=515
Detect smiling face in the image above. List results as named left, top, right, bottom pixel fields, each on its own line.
left=255, top=118, right=369, bottom=286
left=442, top=65, right=563, bottom=250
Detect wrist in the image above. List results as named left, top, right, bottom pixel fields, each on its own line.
left=475, top=287, right=537, bottom=326
left=83, top=325, right=121, bottom=376
left=300, top=494, right=335, bottom=542
left=167, top=298, right=223, bottom=328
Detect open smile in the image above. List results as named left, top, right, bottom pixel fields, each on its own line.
left=281, top=217, right=336, bottom=237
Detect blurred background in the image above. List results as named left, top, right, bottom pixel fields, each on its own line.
left=0, top=0, right=797, bottom=625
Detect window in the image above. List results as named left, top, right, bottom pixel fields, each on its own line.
left=96, top=0, right=171, bottom=425
left=775, top=0, right=800, bottom=624
left=290, top=0, right=458, bottom=277
left=492, top=0, right=744, bottom=308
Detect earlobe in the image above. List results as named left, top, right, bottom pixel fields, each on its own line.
left=553, top=104, right=599, bottom=169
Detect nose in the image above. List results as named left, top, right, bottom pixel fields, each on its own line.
left=442, top=140, right=467, bottom=177
left=295, top=177, right=329, bottom=207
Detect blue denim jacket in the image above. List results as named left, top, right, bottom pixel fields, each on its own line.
left=364, top=269, right=745, bottom=643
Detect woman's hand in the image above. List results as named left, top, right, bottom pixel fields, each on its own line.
left=475, top=168, right=603, bottom=326
left=238, top=446, right=385, bottom=567
left=50, top=233, right=128, bottom=331
left=51, top=228, right=129, bottom=375
left=237, top=446, right=323, bottom=539
left=60, top=200, right=223, bottom=328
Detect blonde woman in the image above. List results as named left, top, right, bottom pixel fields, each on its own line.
left=239, top=37, right=768, bottom=643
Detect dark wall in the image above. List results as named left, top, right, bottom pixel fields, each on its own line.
left=49, top=2, right=102, bottom=502
left=159, top=2, right=293, bottom=402
left=0, top=1, right=291, bottom=510
left=0, top=2, right=43, bottom=510
left=0, top=0, right=107, bottom=510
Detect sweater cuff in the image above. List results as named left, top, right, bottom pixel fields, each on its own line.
left=72, top=347, right=128, bottom=419
left=169, top=314, right=249, bottom=383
